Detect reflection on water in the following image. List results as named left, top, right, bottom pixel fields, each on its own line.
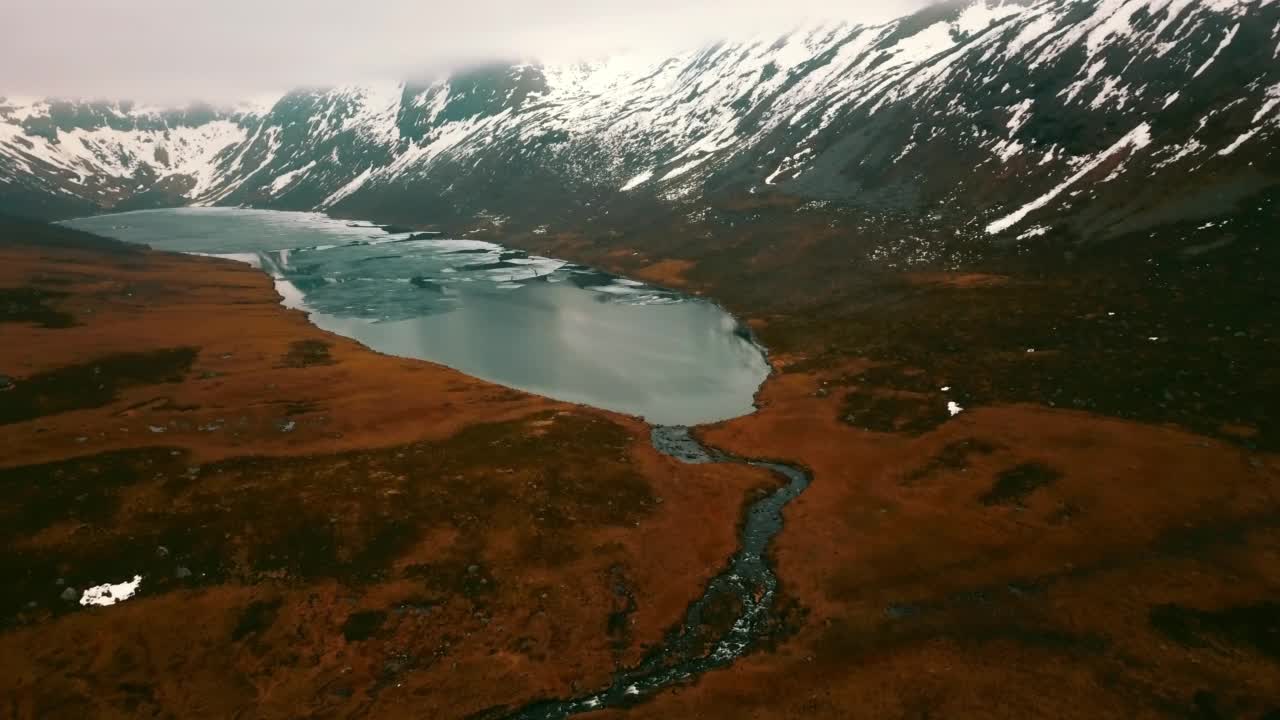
left=65, top=208, right=770, bottom=426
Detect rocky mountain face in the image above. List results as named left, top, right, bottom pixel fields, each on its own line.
left=2, top=0, right=1278, bottom=262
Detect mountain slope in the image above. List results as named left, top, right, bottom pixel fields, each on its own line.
left=2, top=0, right=1277, bottom=255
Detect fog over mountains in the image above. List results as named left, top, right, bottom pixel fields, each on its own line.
left=2, top=0, right=1277, bottom=263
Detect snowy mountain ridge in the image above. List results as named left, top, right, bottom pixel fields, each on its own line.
left=2, top=0, right=1278, bottom=248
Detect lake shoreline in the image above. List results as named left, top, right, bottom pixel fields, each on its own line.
left=0, top=217, right=783, bottom=718
left=62, top=208, right=772, bottom=427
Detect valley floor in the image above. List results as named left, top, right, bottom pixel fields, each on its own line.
left=1, top=213, right=1277, bottom=719
left=0, top=220, right=774, bottom=718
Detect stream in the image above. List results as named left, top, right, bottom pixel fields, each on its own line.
left=505, top=426, right=812, bottom=719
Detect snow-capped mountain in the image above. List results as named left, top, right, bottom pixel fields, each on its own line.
left=2, top=0, right=1278, bottom=247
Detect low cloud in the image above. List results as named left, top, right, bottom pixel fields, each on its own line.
left=5, top=0, right=935, bottom=104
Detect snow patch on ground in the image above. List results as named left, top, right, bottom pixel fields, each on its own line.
left=1193, top=24, right=1240, bottom=78
left=320, top=167, right=375, bottom=208
left=1218, top=82, right=1280, bottom=155
left=621, top=170, right=653, bottom=191
left=268, top=161, right=318, bottom=194
left=986, top=123, right=1153, bottom=234
left=1006, top=99, right=1035, bottom=135
left=80, top=575, right=142, bottom=607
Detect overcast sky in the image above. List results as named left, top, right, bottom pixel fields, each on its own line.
left=5, top=0, right=935, bottom=104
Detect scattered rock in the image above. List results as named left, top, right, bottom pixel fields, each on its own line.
left=0, top=375, right=13, bottom=391
left=175, top=567, right=192, bottom=579
left=155, top=545, right=170, bottom=558
left=60, top=587, right=78, bottom=602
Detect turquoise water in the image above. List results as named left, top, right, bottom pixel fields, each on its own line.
left=64, top=208, right=770, bottom=426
